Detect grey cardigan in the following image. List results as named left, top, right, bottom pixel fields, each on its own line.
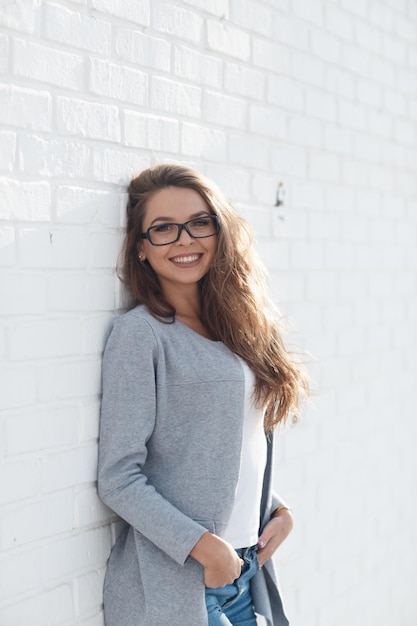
left=98, top=306, right=289, bottom=626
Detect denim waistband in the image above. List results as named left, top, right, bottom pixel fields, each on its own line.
left=235, top=545, right=258, bottom=559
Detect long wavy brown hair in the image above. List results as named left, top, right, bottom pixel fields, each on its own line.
left=120, top=163, right=309, bottom=431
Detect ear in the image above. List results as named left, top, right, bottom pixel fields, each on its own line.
left=137, top=243, right=146, bottom=262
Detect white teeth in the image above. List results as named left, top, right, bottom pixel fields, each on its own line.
left=172, top=254, right=200, bottom=264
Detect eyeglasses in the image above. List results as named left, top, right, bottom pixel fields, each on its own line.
left=140, top=215, right=220, bottom=246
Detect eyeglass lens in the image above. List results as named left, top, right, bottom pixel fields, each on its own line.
left=148, top=216, right=218, bottom=245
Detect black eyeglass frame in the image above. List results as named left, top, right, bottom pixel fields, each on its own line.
left=139, top=215, right=220, bottom=246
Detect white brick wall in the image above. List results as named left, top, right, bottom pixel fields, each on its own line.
left=1, top=1, right=416, bottom=625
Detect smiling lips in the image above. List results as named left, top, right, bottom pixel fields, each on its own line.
left=170, top=253, right=202, bottom=265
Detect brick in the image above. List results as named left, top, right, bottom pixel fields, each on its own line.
left=369, top=110, right=393, bottom=138
left=306, top=89, right=337, bottom=122
left=258, top=240, right=290, bottom=271
left=249, top=105, right=286, bottom=140
left=75, top=569, right=106, bottom=615
left=339, top=100, right=368, bottom=130
left=207, top=20, right=250, bottom=60
left=182, top=0, right=229, bottom=16
left=175, top=46, right=222, bottom=88
left=369, top=4, right=395, bottom=32
left=267, top=76, right=304, bottom=111
left=224, top=63, right=265, bottom=100
left=394, top=12, right=417, bottom=42
left=18, top=134, right=91, bottom=179
left=325, top=66, right=355, bottom=99
left=355, top=21, right=382, bottom=54
left=115, top=27, right=170, bottom=71
left=290, top=241, right=324, bottom=270
left=0, top=458, right=38, bottom=504
left=0, top=585, right=73, bottom=626
left=5, top=405, right=78, bottom=455
left=325, top=6, right=354, bottom=40
left=93, top=147, right=149, bottom=184
left=42, top=444, right=97, bottom=492
left=48, top=273, right=115, bottom=313
left=356, top=78, right=382, bottom=108
left=42, top=527, right=111, bottom=582
left=370, top=56, right=396, bottom=87
left=292, top=51, right=325, bottom=87
left=0, top=226, right=15, bottom=267
left=10, top=317, right=82, bottom=360
left=204, top=91, right=247, bottom=129
left=89, top=230, right=123, bottom=268
left=293, top=0, right=323, bottom=26
left=56, top=96, right=121, bottom=142
left=181, top=122, right=226, bottom=161
left=274, top=14, right=310, bottom=51
left=0, top=83, right=51, bottom=131
left=383, top=89, right=406, bottom=116
left=311, top=28, right=341, bottom=63
left=291, top=180, right=324, bottom=210
left=150, top=76, right=201, bottom=118
left=309, top=152, right=340, bottom=183
left=341, top=42, right=371, bottom=77
left=205, top=165, right=250, bottom=201
left=0, top=0, right=40, bottom=33
left=0, top=546, right=42, bottom=599
left=271, top=146, right=307, bottom=177
left=74, top=488, right=113, bottom=528
left=397, top=68, right=417, bottom=96
left=90, top=58, right=147, bottom=106
left=55, top=186, right=119, bottom=226
left=44, top=3, right=111, bottom=55
left=353, top=133, right=382, bottom=161
left=0, top=178, right=51, bottom=221
left=91, top=0, right=150, bottom=25
left=0, top=272, right=47, bottom=315
left=0, top=33, right=9, bottom=74
left=229, top=134, right=269, bottom=170
left=124, top=111, right=180, bottom=153
left=83, top=313, right=114, bottom=354
left=339, top=0, right=367, bottom=19
left=153, top=3, right=203, bottom=43
left=78, top=399, right=101, bottom=442
left=251, top=173, right=279, bottom=206
left=230, top=0, right=273, bottom=37
left=253, top=38, right=291, bottom=74
left=18, top=228, right=90, bottom=269
left=0, top=493, right=73, bottom=549
left=324, top=126, right=353, bottom=154
left=288, top=116, right=322, bottom=148
left=14, top=38, right=84, bottom=90
left=0, top=365, right=36, bottom=409
left=38, top=357, right=101, bottom=401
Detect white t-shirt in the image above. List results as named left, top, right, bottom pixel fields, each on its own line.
left=222, top=357, right=267, bottom=548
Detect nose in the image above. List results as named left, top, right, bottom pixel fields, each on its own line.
left=177, top=224, right=194, bottom=244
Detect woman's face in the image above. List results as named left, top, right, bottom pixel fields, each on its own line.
left=138, top=187, right=218, bottom=294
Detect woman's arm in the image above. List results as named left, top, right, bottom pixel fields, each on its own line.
left=97, top=314, right=207, bottom=566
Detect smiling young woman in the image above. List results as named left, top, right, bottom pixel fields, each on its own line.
left=97, top=163, right=309, bottom=626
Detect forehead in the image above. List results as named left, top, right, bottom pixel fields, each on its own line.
left=143, top=187, right=210, bottom=226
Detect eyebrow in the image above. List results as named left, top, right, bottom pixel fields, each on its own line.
left=149, top=211, right=211, bottom=227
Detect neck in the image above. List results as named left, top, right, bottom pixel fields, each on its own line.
left=162, top=284, right=201, bottom=319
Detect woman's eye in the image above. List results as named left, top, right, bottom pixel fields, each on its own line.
left=154, top=224, right=175, bottom=233
left=191, top=218, right=210, bottom=227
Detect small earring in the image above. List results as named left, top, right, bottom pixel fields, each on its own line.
left=138, top=254, right=143, bottom=261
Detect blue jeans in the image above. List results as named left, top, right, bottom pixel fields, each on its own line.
left=205, top=546, right=259, bottom=626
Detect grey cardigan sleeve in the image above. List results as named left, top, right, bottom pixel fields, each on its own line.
left=97, top=315, right=207, bottom=566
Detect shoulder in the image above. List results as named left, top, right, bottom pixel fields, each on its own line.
left=105, top=306, right=165, bottom=356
